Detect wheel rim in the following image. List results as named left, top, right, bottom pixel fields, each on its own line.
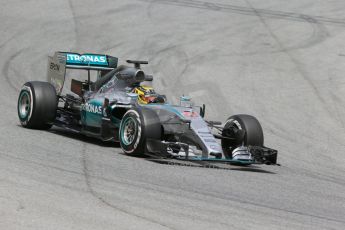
left=121, top=117, right=137, bottom=145
left=18, top=91, right=31, bottom=119
left=228, top=119, right=243, bottom=145
left=222, top=119, right=244, bottom=158
left=229, top=119, right=242, bottom=130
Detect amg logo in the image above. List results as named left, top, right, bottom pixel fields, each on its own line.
left=50, top=62, right=60, bottom=71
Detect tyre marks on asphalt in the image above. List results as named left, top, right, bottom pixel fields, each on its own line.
left=80, top=144, right=175, bottom=230
left=242, top=0, right=345, bottom=133
left=67, top=0, right=79, bottom=50
left=144, top=0, right=331, bottom=55
left=0, top=150, right=89, bottom=194
left=2, top=48, right=25, bottom=92
left=80, top=145, right=345, bottom=226
left=143, top=0, right=345, bottom=26
left=0, top=34, right=17, bottom=50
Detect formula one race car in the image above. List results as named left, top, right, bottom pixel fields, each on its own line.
left=17, top=52, right=277, bottom=166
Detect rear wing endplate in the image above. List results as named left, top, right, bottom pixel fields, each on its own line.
left=47, top=51, right=118, bottom=95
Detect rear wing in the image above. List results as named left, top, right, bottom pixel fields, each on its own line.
left=47, top=51, right=118, bottom=94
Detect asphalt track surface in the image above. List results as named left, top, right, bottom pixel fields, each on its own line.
left=1, top=0, right=345, bottom=229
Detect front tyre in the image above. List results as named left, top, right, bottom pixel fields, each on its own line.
left=17, top=81, right=57, bottom=129
left=221, top=114, right=264, bottom=158
left=119, top=110, right=144, bottom=155
left=119, top=109, right=161, bottom=156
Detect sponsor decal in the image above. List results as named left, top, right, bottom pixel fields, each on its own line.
left=66, top=53, right=108, bottom=66
left=82, top=103, right=102, bottom=114
left=49, top=62, right=60, bottom=71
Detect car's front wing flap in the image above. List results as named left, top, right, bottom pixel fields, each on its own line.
left=146, top=139, right=278, bottom=166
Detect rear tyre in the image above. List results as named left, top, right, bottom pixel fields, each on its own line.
left=221, top=114, right=264, bottom=158
left=17, top=81, right=57, bottom=129
left=119, top=109, right=161, bottom=156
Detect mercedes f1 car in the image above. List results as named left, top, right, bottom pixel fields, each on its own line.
left=17, top=52, right=278, bottom=166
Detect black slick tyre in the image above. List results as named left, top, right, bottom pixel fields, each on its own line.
left=17, top=81, right=57, bottom=129
left=221, top=114, right=264, bottom=158
left=119, top=108, right=161, bottom=156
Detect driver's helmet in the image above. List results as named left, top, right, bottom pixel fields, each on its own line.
left=133, top=85, right=165, bottom=104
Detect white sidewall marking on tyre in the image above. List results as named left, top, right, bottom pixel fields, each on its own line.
left=121, top=110, right=142, bottom=154
left=20, top=85, right=34, bottom=124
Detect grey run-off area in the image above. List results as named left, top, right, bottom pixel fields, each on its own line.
left=1, top=0, right=345, bottom=229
